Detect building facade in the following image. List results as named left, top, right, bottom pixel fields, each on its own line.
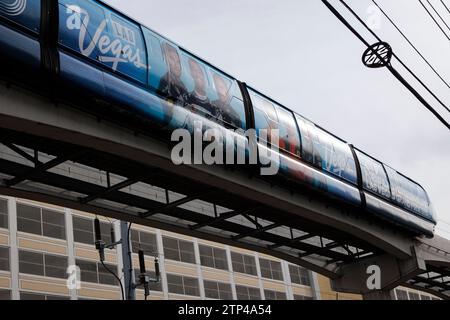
left=0, top=196, right=438, bottom=300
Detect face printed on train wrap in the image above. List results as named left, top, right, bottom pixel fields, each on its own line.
left=213, top=74, right=229, bottom=104
left=186, top=58, right=215, bottom=116
left=211, top=73, right=241, bottom=128
left=189, top=58, right=207, bottom=97
left=164, top=42, right=182, bottom=78
left=157, top=42, right=189, bottom=125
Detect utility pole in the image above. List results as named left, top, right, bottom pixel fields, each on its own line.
left=121, top=221, right=136, bottom=300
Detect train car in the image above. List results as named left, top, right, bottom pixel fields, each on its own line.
left=0, top=0, right=437, bottom=237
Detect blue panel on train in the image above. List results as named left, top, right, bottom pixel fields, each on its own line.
left=0, top=0, right=40, bottom=33
left=58, top=0, right=148, bottom=84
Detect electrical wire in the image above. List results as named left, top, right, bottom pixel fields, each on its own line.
left=442, top=0, right=450, bottom=15
left=418, top=0, right=450, bottom=40
left=427, top=0, right=450, bottom=32
left=101, top=260, right=125, bottom=300
left=94, top=215, right=125, bottom=300
left=371, top=0, right=450, bottom=108
left=341, top=0, right=450, bottom=115
left=334, top=0, right=450, bottom=130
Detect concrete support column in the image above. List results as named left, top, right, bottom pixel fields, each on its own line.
left=309, top=271, right=322, bottom=300
left=7, top=197, right=19, bottom=300
left=155, top=229, right=168, bottom=299
left=331, top=253, right=426, bottom=298
left=281, top=261, right=294, bottom=300
left=193, top=238, right=205, bottom=299
left=225, top=246, right=237, bottom=300
left=254, top=252, right=265, bottom=300
left=64, top=208, right=77, bottom=300
left=114, top=220, right=125, bottom=299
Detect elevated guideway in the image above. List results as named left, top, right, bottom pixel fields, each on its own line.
left=0, top=82, right=448, bottom=299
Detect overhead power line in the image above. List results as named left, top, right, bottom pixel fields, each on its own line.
left=339, top=0, right=450, bottom=116
left=427, top=0, right=450, bottom=32
left=418, top=0, right=450, bottom=41
left=441, top=0, right=450, bottom=15
left=371, top=0, right=450, bottom=110
left=322, top=0, right=450, bottom=130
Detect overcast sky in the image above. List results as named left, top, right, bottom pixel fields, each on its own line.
left=103, top=0, right=450, bottom=238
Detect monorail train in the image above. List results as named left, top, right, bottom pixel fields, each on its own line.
left=0, top=0, right=437, bottom=236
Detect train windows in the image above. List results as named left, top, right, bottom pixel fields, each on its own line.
left=0, top=0, right=40, bottom=34
left=275, top=105, right=301, bottom=157
left=249, top=90, right=278, bottom=145
left=296, top=115, right=357, bottom=184
left=249, top=90, right=300, bottom=156
left=294, top=115, right=316, bottom=164
left=152, top=38, right=190, bottom=123
left=59, top=0, right=148, bottom=83
left=178, top=53, right=215, bottom=118
left=355, top=150, right=391, bottom=199
left=142, top=28, right=169, bottom=92
left=143, top=32, right=247, bottom=130
left=384, top=166, right=430, bottom=217
left=178, top=51, right=246, bottom=129
left=209, top=70, right=246, bottom=130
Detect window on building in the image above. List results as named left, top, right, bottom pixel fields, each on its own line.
left=231, top=252, right=257, bottom=276
left=420, top=295, right=431, bottom=300
left=163, top=237, right=195, bottom=264
left=294, top=294, right=313, bottom=300
left=42, top=209, right=66, bottom=240
left=72, top=216, right=113, bottom=245
left=408, top=292, right=420, bottom=300
left=0, top=289, right=11, bottom=300
left=17, top=203, right=66, bottom=240
left=264, top=289, right=287, bottom=300
left=0, top=246, right=9, bottom=271
left=133, top=269, right=162, bottom=292
left=131, top=230, right=157, bottom=255
left=289, top=264, right=310, bottom=286
left=76, top=259, right=118, bottom=286
left=167, top=274, right=200, bottom=297
left=19, top=250, right=67, bottom=279
left=20, top=292, right=69, bottom=300
left=235, top=285, right=261, bottom=300
left=19, top=250, right=43, bottom=276
left=203, top=280, right=233, bottom=300
left=199, top=245, right=228, bottom=271
left=44, top=253, right=68, bottom=279
left=259, top=258, right=283, bottom=281
left=98, top=263, right=117, bottom=286
left=72, top=216, right=94, bottom=245
left=0, top=199, right=7, bottom=229
left=395, top=289, right=409, bottom=300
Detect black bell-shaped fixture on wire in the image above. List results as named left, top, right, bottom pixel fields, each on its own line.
left=362, top=41, right=393, bottom=68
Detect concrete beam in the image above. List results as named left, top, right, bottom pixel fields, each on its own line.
left=331, top=248, right=427, bottom=295
left=415, top=236, right=450, bottom=267
left=0, top=83, right=416, bottom=259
